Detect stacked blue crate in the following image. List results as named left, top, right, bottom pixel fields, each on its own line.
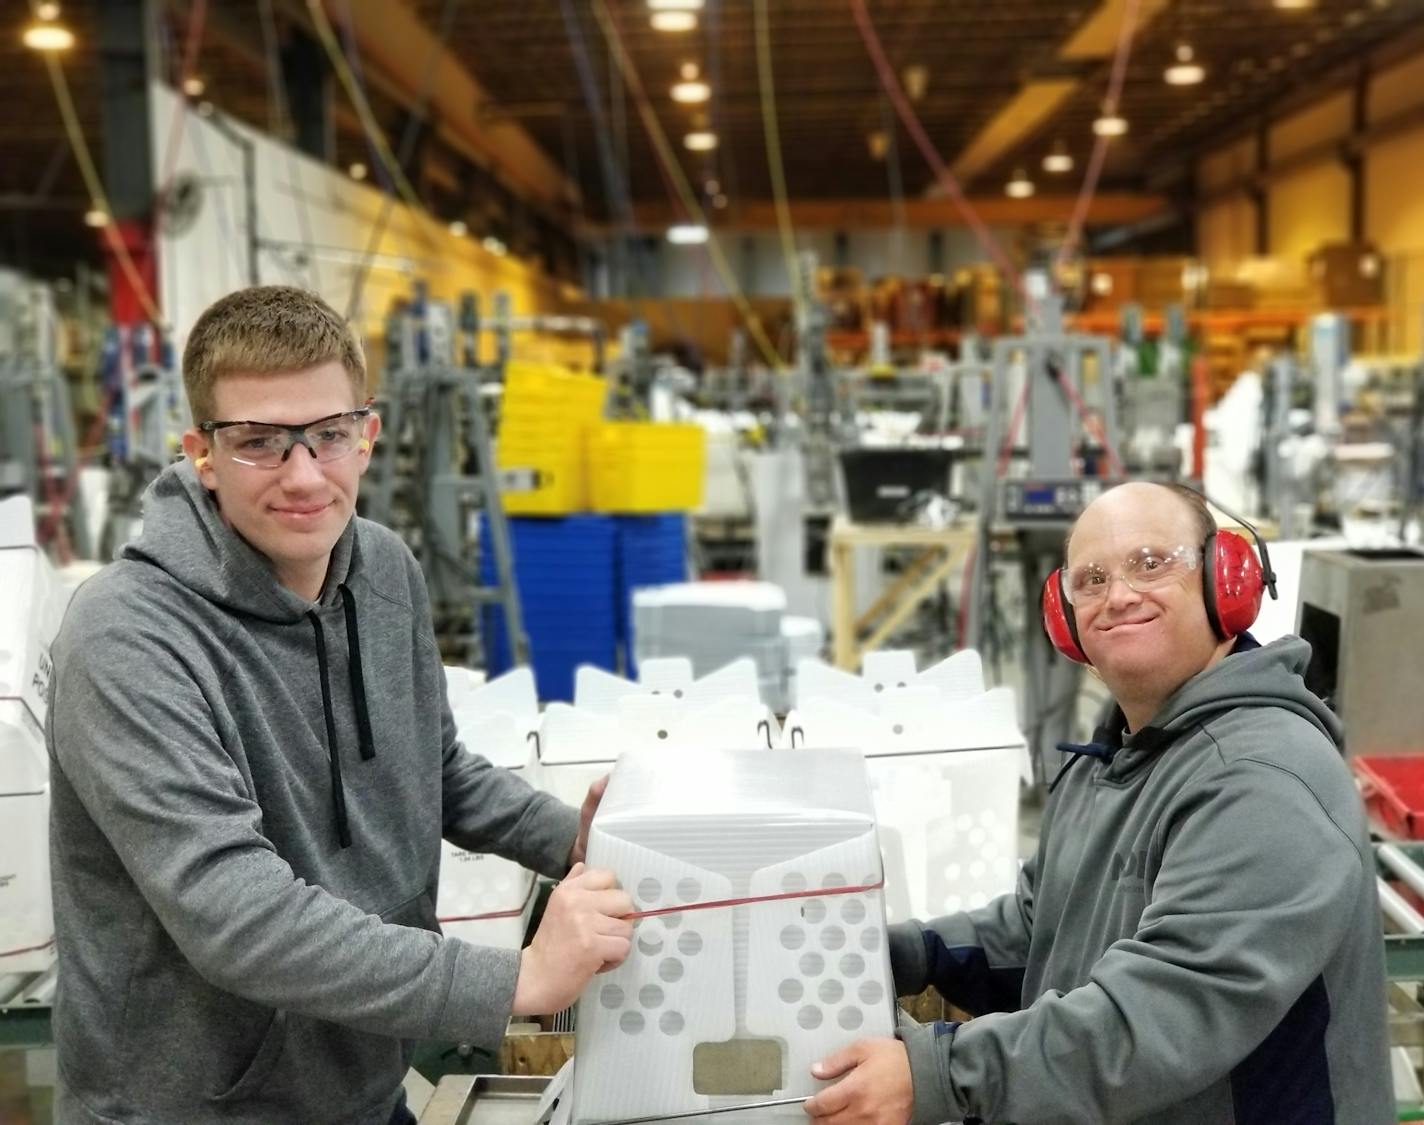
left=479, top=515, right=618, bottom=701
left=614, top=514, right=689, bottom=678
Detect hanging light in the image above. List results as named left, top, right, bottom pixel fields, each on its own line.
left=1005, top=167, right=1035, bottom=199
left=448, top=220, right=468, bottom=238
left=667, top=224, right=709, bottom=245
left=182, top=75, right=206, bottom=98
left=1091, top=273, right=1114, bottom=297
left=902, top=65, right=928, bottom=102
left=1093, top=104, right=1130, bottom=137
left=651, top=11, right=697, bottom=31
left=673, top=60, right=710, bottom=103
left=1164, top=44, right=1206, bottom=86
left=482, top=236, right=507, bottom=257
left=1043, top=140, right=1074, bottom=174
left=683, top=131, right=718, bottom=152
left=22, top=9, right=76, bottom=52
left=84, top=207, right=110, bottom=229
left=867, top=130, right=889, bottom=160
left=349, top=162, right=368, bottom=181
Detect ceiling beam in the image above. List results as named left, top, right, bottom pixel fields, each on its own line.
left=315, top=0, right=576, bottom=214
left=617, top=193, right=1170, bottom=231
left=948, top=0, right=1170, bottom=185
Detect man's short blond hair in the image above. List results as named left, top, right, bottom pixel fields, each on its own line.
left=182, top=286, right=367, bottom=423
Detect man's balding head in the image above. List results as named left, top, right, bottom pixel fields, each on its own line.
left=1066, top=482, right=1215, bottom=562
left=1060, top=480, right=1234, bottom=730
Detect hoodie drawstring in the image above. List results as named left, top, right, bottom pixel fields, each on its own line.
left=339, top=584, right=376, bottom=761
left=308, top=587, right=378, bottom=848
left=309, top=612, right=352, bottom=849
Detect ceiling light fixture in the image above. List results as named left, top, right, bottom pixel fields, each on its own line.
left=902, top=65, right=928, bottom=102
left=1093, top=107, right=1129, bottom=137
left=1272, top=0, right=1314, bottom=8
left=672, top=80, right=711, bottom=104
left=448, top=220, right=468, bottom=238
left=84, top=207, right=109, bottom=229
left=651, top=11, right=697, bottom=31
left=648, top=0, right=704, bottom=9
left=1005, top=168, right=1035, bottom=199
left=22, top=14, right=75, bottom=51
left=483, top=236, right=507, bottom=256
left=667, top=224, right=709, bottom=245
left=1043, top=140, right=1074, bottom=173
left=182, top=75, right=206, bottom=98
left=683, top=131, right=718, bottom=151
left=867, top=130, right=889, bottom=160
left=1164, top=44, right=1205, bottom=86
left=349, top=162, right=368, bottom=181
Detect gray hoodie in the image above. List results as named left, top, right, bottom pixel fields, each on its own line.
left=889, top=636, right=1392, bottom=1124
left=46, top=460, right=579, bottom=1125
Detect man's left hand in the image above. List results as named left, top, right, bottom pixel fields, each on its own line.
left=567, top=774, right=609, bottom=868
left=804, top=1038, right=913, bottom=1125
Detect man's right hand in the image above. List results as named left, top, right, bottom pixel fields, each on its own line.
left=511, top=863, right=634, bottom=1015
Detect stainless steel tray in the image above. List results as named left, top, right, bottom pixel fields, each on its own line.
left=419, top=1074, right=554, bottom=1125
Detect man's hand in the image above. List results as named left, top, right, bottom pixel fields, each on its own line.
left=804, top=1039, right=914, bottom=1125
left=567, top=775, right=609, bottom=868
left=511, top=863, right=632, bottom=1015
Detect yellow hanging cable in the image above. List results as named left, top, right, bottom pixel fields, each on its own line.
left=304, top=0, right=444, bottom=252
left=42, top=55, right=167, bottom=328
left=753, top=0, right=801, bottom=319
left=589, top=0, right=783, bottom=370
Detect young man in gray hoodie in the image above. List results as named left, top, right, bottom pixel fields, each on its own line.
left=804, top=481, right=1392, bottom=1124
left=47, top=286, right=634, bottom=1125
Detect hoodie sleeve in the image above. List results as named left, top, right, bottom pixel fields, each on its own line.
left=51, top=619, right=521, bottom=1049
left=888, top=853, right=1035, bottom=1014
left=435, top=658, right=579, bottom=879
left=898, top=757, right=1371, bottom=1125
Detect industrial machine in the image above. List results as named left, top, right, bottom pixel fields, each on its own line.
left=966, top=274, right=1121, bottom=783
left=1296, top=546, right=1424, bottom=757
left=0, top=270, right=91, bottom=559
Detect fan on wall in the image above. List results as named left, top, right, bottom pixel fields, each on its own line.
left=157, top=173, right=204, bottom=238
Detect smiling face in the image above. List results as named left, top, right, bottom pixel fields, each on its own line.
left=180, top=361, right=380, bottom=601
left=1066, top=482, right=1231, bottom=726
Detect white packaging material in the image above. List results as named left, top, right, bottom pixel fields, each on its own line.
left=572, top=749, right=895, bottom=1125
left=536, top=686, right=775, bottom=808
left=787, top=664, right=1025, bottom=924
left=0, top=789, right=54, bottom=973
left=795, top=649, right=985, bottom=711
left=438, top=667, right=541, bottom=950
left=0, top=519, right=72, bottom=797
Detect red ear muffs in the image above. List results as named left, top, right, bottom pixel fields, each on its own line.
left=1201, top=529, right=1265, bottom=640
left=1042, top=567, right=1090, bottom=664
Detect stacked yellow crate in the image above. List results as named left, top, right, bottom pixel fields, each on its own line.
left=496, top=361, right=608, bottom=515
left=587, top=422, right=706, bottom=513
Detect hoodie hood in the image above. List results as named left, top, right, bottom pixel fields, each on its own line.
left=1052, top=632, right=1342, bottom=791
left=125, top=459, right=373, bottom=846
left=1100, top=634, right=1342, bottom=783
left=124, top=459, right=357, bottom=622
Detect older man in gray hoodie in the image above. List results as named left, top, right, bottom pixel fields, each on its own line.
left=48, top=286, right=632, bottom=1125
left=804, top=481, right=1392, bottom=1124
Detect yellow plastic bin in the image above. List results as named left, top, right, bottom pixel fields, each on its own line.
left=587, top=422, right=706, bottom=513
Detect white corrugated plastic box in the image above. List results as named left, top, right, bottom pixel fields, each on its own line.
left=437, top=667, right=541, bottom=950
left=571, top=748, right=895, bottom=1125
left=785, top=650, right=1026, bottom=924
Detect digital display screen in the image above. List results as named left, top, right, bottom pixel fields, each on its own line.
left=1024, top=486, right=1057, bottom=505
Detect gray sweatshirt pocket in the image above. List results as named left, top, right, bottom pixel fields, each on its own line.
left=211, top=1009, right=288, bottom=1104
